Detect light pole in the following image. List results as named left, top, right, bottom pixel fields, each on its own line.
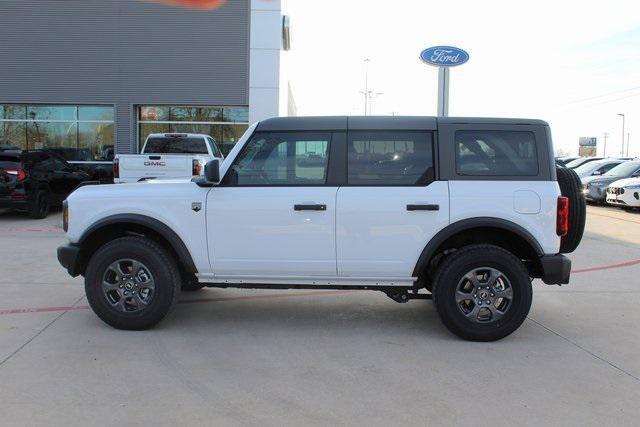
left=603, top=132, right=608, bottom=157
left=627, top=132, right=631, bottom=157
left=367, top=91, right=384, bottom=115
left=617, top=113, right=625, bottom=157
left=361, top=58, right=370, bottom=115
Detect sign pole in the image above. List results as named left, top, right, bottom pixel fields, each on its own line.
left=420, top=46, right=467, bottom=117
left=437, top=66, right=450, bottom=117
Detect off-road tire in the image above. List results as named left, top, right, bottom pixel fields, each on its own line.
left=432, top=244, right=532, bottom=341
left=84, top=236, right=180, bottom=330
left=556, top=166, right=586, bottom=253
left=28, top=189, right=50, bottom=219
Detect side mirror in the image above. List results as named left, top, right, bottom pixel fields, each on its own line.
left=204, top=159, right=220, bottom=183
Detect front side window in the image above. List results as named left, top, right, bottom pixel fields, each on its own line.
left=455, top=130, right=538, bottom=176
left=224, top=132, right=330, bottom=186
left=347, top=131, right=434, bottom=185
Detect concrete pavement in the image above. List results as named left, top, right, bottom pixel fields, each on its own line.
left=0, top=205, right=639, bottom=426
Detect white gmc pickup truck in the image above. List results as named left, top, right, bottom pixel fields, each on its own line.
left=113, top=133, right=223, bottom=183
left=58, top=116, right=585, bottom=341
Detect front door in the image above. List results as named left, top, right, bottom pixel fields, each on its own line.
left=207, top=131, right=338, bottom=278
left=336, top=130, right=450, bottom=278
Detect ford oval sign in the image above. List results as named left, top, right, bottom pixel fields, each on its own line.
left=420, top=46, right=469, bottom=67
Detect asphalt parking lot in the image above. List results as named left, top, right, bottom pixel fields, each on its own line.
left=1, top=206, right=640, bottom=425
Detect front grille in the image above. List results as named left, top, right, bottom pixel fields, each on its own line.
left=608, top=187, right=624, bottom=195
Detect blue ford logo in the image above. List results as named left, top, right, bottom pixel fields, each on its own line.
left=420, top=46, right=469, bottom=67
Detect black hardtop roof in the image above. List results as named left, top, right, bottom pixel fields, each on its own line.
left=256, top=116, right=549, bottom=132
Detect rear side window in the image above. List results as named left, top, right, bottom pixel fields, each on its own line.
left=144, top=137, right=208, bottom=154
left=225, top=132, right=330, bottom=186
left=347, top=131, right=434, bottom=185
left=455, top=130, right=538, bottom=176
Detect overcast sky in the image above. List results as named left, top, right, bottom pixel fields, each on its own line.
left=284, top=0, right=640, bottom=156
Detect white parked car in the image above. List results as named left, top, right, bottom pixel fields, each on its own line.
left=57, top=116, right=586, bottom=341
left=113, top=133, right=223, bottom=183
left=606, top=177, right=640, bottom=209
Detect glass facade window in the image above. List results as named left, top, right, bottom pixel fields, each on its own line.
left=138, top=105, right=249, bottom=156
left=0, top=104, right=114, bottom=161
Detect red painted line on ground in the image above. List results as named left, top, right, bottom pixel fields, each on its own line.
left=588, top=211, right=640, bottom=225
left=573, top=258, right=640, bottom=274
left=2, top=259, right=640, bottom=317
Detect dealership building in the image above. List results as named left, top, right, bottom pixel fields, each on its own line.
left=0, top=0, right=294, bottom=161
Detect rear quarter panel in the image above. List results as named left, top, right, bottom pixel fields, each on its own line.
left=449, top=180, right=561, bottom=254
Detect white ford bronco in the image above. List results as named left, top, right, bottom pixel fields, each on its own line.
left=57, top=116, right=585, bottom=341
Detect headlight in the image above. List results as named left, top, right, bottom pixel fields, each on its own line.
left=625, top=185, right=640, bottom=190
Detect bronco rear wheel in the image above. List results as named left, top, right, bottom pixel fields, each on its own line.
left=432, top=244, right=532, bottom=341
left=85, top=236, right=180, bottom=330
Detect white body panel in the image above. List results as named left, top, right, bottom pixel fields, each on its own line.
left=448, top=181, right=561, bottom=254
left=207, top=187, right=338, bottom=277
left=336, top=182, right=450, bottom=277
left=66, top=180, right=212, bottom=274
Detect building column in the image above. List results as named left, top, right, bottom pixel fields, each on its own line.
left=248, top=0, right=282, bottom=124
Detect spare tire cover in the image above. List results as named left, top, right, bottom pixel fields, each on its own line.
left=556, top=166, right=586, bottom=253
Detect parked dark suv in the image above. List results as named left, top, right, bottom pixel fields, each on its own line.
left=0, top=151, right=90, bottom=218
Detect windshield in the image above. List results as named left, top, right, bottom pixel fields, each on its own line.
left=565, top=157, right=602, bottom=168
left=573, top=161, right=603, bottom=176
left=144, top=137, right=208, bottom=154
left=604, top=161, right=640, bottom=177
left=564, top=158, right=585, bottom=168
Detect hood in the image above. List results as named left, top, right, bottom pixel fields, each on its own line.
left=608, top=177, right=640, bottom=188
left=68, top=179, right=202, bottom=202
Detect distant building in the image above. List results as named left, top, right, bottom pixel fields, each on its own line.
left=0, top=0, right=294, bottom=161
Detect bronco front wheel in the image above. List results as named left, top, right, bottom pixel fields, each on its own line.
left=84, top=236, right=180, bottom=330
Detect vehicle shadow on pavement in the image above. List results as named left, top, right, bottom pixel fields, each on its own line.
left=154, top=289, right=460, bottom=341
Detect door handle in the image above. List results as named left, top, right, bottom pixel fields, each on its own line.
left=406, top=204, right=439, bottom=211
left=148, top=155, right=161, bottom=160
left=294, top=204, right=327, bottom=211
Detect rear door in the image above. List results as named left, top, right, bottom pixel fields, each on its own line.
left=336, top=130, right=450, bottom=278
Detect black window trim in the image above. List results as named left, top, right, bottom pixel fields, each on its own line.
left=343, top=129, right=437, bottom=187
left=219, top=130, right=336, bottom=187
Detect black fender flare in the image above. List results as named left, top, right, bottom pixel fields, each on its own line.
left=412, top=217, right=544, bottom=277
left=79, top=214, right=197, bottom=274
